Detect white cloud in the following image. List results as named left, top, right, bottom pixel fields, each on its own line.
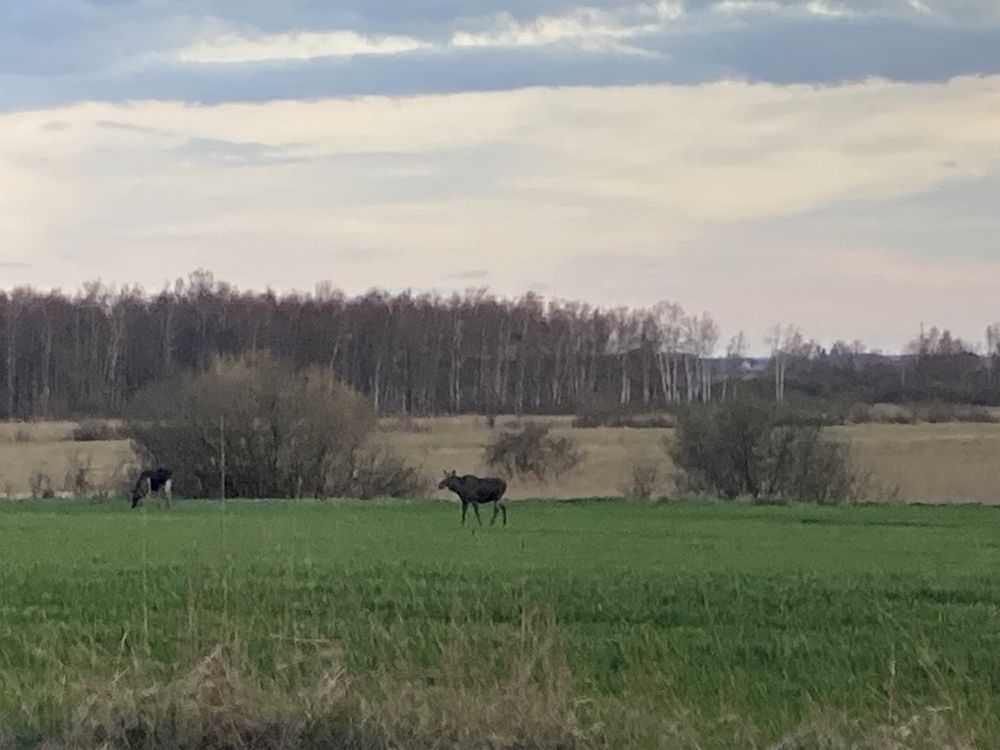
left=2, top=76, right=1000, bottom=347
left=712, top=0, right=784, bottom=15
left=178, top=30, right=430, bottom=63
left=451, top=2, right=682, bottom=55
left=804, top=0, right=856, bottom=17
left=174, top=2, right=685, bottom=64
left=711, top=0, right=872, bottom=17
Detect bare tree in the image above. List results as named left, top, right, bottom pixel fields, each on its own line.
left=652, top=301, right=684, bottom=403
left=4, top=271, right=1000, bottom=421
left=765, top=324, right=802, bottom=404
left=986, top=323, right=1000, bottom=387
left=696, top=313, right=720, bottom=403
left=4, top=292, right=19, bottom=420
left=723, top=331, right=748, bottom=400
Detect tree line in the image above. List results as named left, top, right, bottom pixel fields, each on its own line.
left=2, top=270, right=999, bottom=420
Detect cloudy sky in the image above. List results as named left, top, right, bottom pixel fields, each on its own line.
left=2, top=0, right=999, bottom=353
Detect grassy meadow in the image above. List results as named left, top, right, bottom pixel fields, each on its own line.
left=1, top=499, right=1000, bottom=748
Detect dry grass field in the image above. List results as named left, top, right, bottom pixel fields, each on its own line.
left=389, top=415, right=1000, bottom=503
left=2, top=414, right=999, bottom=503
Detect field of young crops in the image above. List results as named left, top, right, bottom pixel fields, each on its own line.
left=1, top=499, right=999, bottom=749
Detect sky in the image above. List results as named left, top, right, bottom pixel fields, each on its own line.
left=1, top=1, right=999, bottom=354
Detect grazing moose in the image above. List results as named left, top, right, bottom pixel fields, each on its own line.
left=438, top=470, right=509, bottom=526
left=131, top=467, right=173, bottom=509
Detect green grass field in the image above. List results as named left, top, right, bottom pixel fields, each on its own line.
left=2, top=499, right=1000, bottom=748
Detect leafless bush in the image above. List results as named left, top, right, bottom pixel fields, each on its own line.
left=13, top=427, right=33, bottom=443
left=484, top=421, right=583, bottom=482
left=85, top=457, right=138, bottom=501
left=574, top=399, right=675, bottom=429
left=848, top=403, right=917, bottom=425
left=848, top=402, right=997, bottom=425
left=63, top=450, right=94, bottom=496
left=669, top=399, right=873, bottom=504
left=125, top=353, right=422, bottom=499
left=72, top=420, right=123, bottom=442
left=28, top=471, right=54, bottom=499
left=921, top=402, right=996, bottom=424
left=328, top=442, right=431, bottom=499
left=379, top=414, right=432, bottom=434
left=620, top=460, right=662, bottom=500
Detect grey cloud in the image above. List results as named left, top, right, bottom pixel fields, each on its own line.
left=97, top=120, right=172, bottom=136
left=711, top=173, right=1000, bottom=266
left=445, top=269, right=491, bottom=281
left=0, top=46, right=674, bottom=110
left=673, top=17, right=1000, bottom=84
left=1, top=0, right=999, bottom=111
left=290, top=144, right=530, bottom=208
left=170, top=137, right=306, bottom=167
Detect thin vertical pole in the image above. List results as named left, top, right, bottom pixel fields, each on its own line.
left=220, top=415, right=229, bottom=630
left=220, top=415, right=226, bottom=504
left=141, top=497, right=149, bottom=652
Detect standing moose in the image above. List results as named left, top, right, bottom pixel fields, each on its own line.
left=438, top=470, right=509, bottom=526
left=131, top=467, right=173, bottom=509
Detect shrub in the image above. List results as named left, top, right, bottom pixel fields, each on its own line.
left=573, top=399, right=675, bottom=429
left=484, top=421, right=583, bottom=482
left=847, top=402, right=997, bottom=425
left=124, top=353, right=421, bottom=499
left=340, top=443, right=431, bottom=499
left=72, top=420, right=122, bottom=442
left=28, top=471, right=53, bottom=499
left=920, top=402, right=996, bottom=424
left=620, top=459, right=662, bottom=500
left=63, top=450, right=94, bottom=496
left=668, top=399, right=869, bottom=504
left=849, top=403, right=918, bottom=425
left=379, top=414, right=431, bottom=434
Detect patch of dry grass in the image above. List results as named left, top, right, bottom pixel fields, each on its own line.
left=2, top=416, right=1000, bottom=503
left=831, top=422, right=1000, bottom=503
left=0, top=432, right=134, bottom=498
left=29, top=611, right=595, bottom=750
left=388, top=415, right=1000, bottom=504
left=0, top=421, right=79, bottom=443
left=11, top=614, right=988, bottom=750
left=14, top=627, right=988, bottom=750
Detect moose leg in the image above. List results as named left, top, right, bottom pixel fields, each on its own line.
left=163, top=478, right=172, bottom=508
left=501, top=501, right=507, bottom=526
left=472, top=502, right=483, bottom=526
left=490, top=501, right=500, bottom=526
left=461, top=501, right=468, bottom=525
